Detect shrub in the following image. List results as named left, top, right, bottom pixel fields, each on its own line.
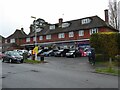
left=95, top=54, right=109, bottom=62
left=115, top=55, right=120, bottom=66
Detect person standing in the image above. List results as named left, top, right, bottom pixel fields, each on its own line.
left=88, top=48, right=95, bottom=65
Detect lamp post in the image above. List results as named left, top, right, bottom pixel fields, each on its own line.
left=31, top=16, right=37, bottom=60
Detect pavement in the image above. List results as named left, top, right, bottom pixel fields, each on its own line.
left=1, top=57, right=119, bottom=88
left=0, top=59, right=2, bottom=89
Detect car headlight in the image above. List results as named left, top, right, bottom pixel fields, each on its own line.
left=12, top=56, right=17, bottom=59
left=20, top=56, right=23, bottom=59
left=70, top=53, right=73, bottom=55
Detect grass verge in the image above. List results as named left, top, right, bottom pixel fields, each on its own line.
left=24, top=59, right=42, bottom=64
left=95, top=68, right=120, bottom=76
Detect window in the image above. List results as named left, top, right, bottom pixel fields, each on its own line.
left=90, top=28, right=98, bottom=35
left=62, top=23, right=70, bottom=28
left=49, top=25, right=55, bottom=30
left=40, top=23, right=43, bottom=26
left=10, top=39, right=15, bottom=43
left=46, top=35, right=51, bottom=40
left=58, top=33, right=65, bottom=38
left=39, top=36, right=43, bottom=40
left=5, top=39, right=7, bottom=43
left=26, top=38, right=30, bottom=42
left=79, top=30, right=84, bottom=36
left=33, top=37, right=36, bottom=41
left=81, top=18, right=91, bottom=24
left=69, top=32, right=74, bottom=37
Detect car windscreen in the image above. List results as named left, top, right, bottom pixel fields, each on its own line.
left=69, top=50, right=75, bottom=53
left=10, top=51, right=21, bottom=56
left=59, top=50, right=64, bottom=52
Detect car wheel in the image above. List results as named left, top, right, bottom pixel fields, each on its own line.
left=73, top=54, right=76, bottom=58
left=9, top=59, right=12, bottom=63
left=2, top=59, right=4, bottom=62
left=61, top=54, right=63, bottom=57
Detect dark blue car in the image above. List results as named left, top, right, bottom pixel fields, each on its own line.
left=2, top=51, right=23, bottom=63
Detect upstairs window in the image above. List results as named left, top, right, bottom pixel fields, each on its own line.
left=58, top=33, right=65, bottom=38
left=33, top=37, right=36, bottom=41
left=62, top=23, right=70, bottom=28
left=46, top=35, right=51, bottom=40
left=49, top=25, right=55, bottom=30
left=10, top=38, right=15, bottom=43
left=81, top=18, right=91, bottom=24
left=39, top=36, right=43, bottom=40
left=26, top=38, right=30, bottom=42
left=90, top=28, right=98, bottom=35
left=79, top=30, right=84, bottom=36
left=69, top=32, right=74, bottom=37
left=5, top=39, right=7, bottom=43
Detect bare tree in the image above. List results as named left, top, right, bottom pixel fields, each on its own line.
left=108, top=0, right=118, bottom=30
left=118, top=1, right=120, bottom=32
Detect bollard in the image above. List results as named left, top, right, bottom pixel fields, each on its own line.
left=21, top=53, right=28, bottom=63
left=40, top=55, right=44, bottom=62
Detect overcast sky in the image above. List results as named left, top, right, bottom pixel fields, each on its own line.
left=0, top=0, right=119, bottom=38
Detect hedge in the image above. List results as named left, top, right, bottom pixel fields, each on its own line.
left=90, top=32, right=120, bottom=60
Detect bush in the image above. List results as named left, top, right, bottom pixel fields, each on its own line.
left=95, top=54, right=109, bottom=62
left=115, top=55, right=120, bottom=66
left=90, top=32, right=119, bottom=60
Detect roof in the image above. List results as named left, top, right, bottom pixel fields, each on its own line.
left=29, top=15, right=118, bottom=37
left=7, top=29, right=27, bottom=39
left=0, top=35, right=5, bottom=41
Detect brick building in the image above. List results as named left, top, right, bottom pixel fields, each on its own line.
left=3, top=11, right=119, bottom=51
left=21, top=15, right=118, bottom=50
left=0, top=35, right=5, bottom=52
left=2, top=28, right=27, bottom=52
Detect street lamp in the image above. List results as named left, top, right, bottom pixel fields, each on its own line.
left=31, top=16, right=37, bottom=60
left=31, top=16, right=37, bottom=45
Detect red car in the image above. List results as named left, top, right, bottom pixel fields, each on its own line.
left=0, top=52, right=5, bottom=59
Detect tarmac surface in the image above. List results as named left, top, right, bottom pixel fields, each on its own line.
left=1, top=57, right=119, bottom=88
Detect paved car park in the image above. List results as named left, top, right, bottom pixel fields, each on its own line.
left=1, top=57, right=119, bottom=88
left=42, top=56, right=95, bottom=72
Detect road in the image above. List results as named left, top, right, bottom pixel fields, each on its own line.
left=1, top=57, right=119, bottom=88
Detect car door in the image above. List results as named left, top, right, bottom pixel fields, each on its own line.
left=4, top=52, right=10, bottom=61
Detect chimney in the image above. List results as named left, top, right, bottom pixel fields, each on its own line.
left=104, top=9, right=109, bottom=23
left=21, top=28, right=24, bottom=31
left=30, top=25, right=33, bottom=33
left=58, top=18, right=63, bottom=26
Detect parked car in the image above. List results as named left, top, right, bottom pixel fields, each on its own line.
left=14, top=49, right=30, bottom=57
left=50, top=49, right=59, bottom=56
left=18, top=50, right=29, bottom=55
left=41, top=50, right=53, bottom=57
left=28, top=50, right=32, bottom=56
left=0, top=52, right=5, bottom=59
left=37, top=49, right=50, bottom=56
left=83, top=48, right=91, bottom=56
left=54, top=49, right=70, bottom=57
left=66, top=49, right=81, bottom=58
left=2, top=51, right=23, bottom=63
